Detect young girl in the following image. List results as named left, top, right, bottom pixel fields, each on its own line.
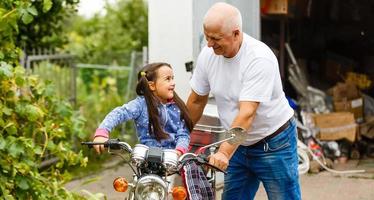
left=92, top=62, right=193, bottom=157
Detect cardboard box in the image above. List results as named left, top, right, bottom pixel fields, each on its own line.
left=313, top=112, right=357, bottom=142
left=260, top=0, right=309, bottom=17
left=328, top=82, right=364, bottom=122
left=359, top=117, right=374, bottom=140
left=261, top=0, right=289, bottom=15
left=330, top=82, right=360, bottom=101
left=334, top=98, right=364, bottom=123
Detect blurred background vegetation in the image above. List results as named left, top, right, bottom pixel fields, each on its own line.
left=0, top=0, right=148, bottom=198
left=65, top=0, right=148, bottom=65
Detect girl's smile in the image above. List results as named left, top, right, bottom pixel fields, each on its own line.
left=149, top=65, right=176, bottom=103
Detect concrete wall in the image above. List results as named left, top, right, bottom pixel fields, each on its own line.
left=148, top=0, right=193, bottom=101
left=148, top=0, right=260, bottom=101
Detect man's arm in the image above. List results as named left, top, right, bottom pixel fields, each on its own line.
left=231, top=101, right=258, bottom=130
left=209, top=101, right=259, bottom=170
left=186, top=90, right=209, bottom=125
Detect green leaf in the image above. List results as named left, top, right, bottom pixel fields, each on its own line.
left=58, top=102, right=74, bottom=117
left=21, top=12, right=33, bottom=24
left=9, top=142, right=23, bottom=158
left=43, top=0, right=53, bottom=13
left=14, top=66, right=25, bottom=76
left=27, top=6, right=38, bottom=16
left=25, top=104, right=44, bottom=121
left=5, top=125, right=17, bottom=135
left=15, top=77, right=25, bottom=86
left=9, top=19, right=19, bottom=33
left=3, top=194, right=15, bottom=200
left=0, top=159, right=11, bottom=171
left=15, top=175, right=29, bottom=190
left=2, top=107, right=13, bottom=116
left=3, top=122, right=15, bottom=129
left=0, top=137, right=6, bottom=150
left=43, top=83, right=55, bottom=97
left=0, top=63, right=13, bottom=78
left=47, top=140, right=56, bottom=149
left=34, top=146, right=42, bottom=155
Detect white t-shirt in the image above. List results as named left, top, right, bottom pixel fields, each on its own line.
left=190, top=33, right=294, bottom=146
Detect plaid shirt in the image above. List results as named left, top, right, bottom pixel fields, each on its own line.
left=182, top=160, right=214, bottom=200
left=98, top=96, right=190, bottom=153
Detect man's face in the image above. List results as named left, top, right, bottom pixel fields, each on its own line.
left=204, top=25, right=237, bottom=58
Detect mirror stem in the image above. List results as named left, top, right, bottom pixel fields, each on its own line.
left=196, top=134, right=235, bottom=154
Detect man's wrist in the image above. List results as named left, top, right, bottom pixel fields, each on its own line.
left=218, top=141, right=239, bottom=158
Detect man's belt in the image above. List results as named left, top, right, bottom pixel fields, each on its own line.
left=249, top=117, right=293, bottom=147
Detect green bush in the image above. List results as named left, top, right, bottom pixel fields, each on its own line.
left=76, top=67, right=137, bottom=144
left=0, top=63, right=87, bottom=199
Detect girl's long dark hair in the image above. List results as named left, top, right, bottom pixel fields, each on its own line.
left=136, top=62, right=193, bottom=141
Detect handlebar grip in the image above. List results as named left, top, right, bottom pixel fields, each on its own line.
left=81, top=139, right=122, bottom=150
left=81, top=142, right=105, bottom=146
left=81, top=142, right=102, bottom=148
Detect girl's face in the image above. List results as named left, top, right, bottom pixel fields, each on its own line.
left=149, top=65, right=175, bottom=103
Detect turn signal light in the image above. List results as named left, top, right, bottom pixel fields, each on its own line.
left=113, top=177, right=128, bottom=192
left=172, top=186, right=187, bottom=200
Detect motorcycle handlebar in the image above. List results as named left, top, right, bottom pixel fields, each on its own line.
left=178, top=153, right=226, bottom=174
left=81, top=139, right=224, bottom=173
left=81, top=139, right=132, bottom=153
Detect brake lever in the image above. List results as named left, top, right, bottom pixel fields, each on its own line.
left=196, top=155, right=227, bottom=174
left=177, top=154, right=227, bottom=174
left=202, top=162, right=227, bottom=174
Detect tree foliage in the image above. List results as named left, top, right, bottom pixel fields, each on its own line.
left=65, top=0, right=148, bottom=65
left=1, top=0, right=78, bottom=64
left=0, top=0, right=88, bottom=199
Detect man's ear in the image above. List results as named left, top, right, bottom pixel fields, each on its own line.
left=148, top=81, right=156, bottom=91
left=233, top=29, right=240, bottom=38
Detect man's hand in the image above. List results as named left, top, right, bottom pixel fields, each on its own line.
left=209, top=151, right=230, bottom=171
left=93, top=136, right=108, bottom=154
left=207, top=100, right=258, bottom=171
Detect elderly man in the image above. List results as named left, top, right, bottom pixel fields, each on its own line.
left=186, top=2, right=301, bottom=200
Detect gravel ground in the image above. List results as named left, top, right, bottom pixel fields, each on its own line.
left=65, top=158, right=374, bottom=200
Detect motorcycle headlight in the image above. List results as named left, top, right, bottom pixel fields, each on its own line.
left=135, top=175, right=167, bottom=200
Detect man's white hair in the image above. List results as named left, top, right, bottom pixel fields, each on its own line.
left=203, top=3, right=243, bottom=35
left=221, top=8, right=242, bottom=34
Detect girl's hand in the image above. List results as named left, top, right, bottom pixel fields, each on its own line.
left=93, top=136, right=108, bottom=154
left=176, top=149, right=183, bottom=157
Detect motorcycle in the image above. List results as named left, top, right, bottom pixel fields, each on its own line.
left=81, top=128, right=247, bottom=200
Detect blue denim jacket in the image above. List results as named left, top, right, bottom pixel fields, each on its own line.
left=99, top=96, right=190, bottom=152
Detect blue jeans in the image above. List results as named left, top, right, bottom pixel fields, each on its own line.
left=222, top=118, right=301, bottom=200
